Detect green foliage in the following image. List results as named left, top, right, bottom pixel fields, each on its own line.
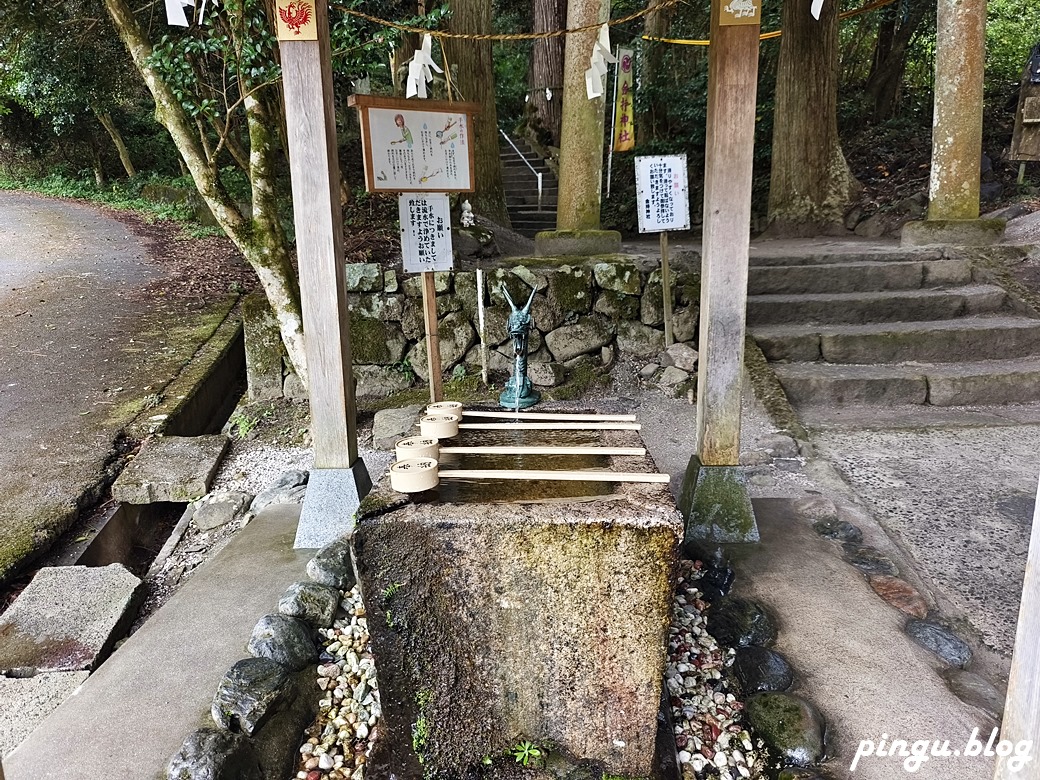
left=510, top=740, right=543, bottom=766
left=987, top=0, right=1039, bottom=85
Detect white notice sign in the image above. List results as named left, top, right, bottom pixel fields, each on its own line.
left=367, top=106, right=472, bottom=192
left=399, top=193, right=454, bottom=273
left=635, top=154, right=691, bottom=233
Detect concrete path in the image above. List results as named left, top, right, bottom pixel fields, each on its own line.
left=0, top=192, right=233, bottom=583
left=3, top=504, right=312, bottom=779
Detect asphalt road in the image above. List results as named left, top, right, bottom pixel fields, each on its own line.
left=0, top=191, right=202, bottom=582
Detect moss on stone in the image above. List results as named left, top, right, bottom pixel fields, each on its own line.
left=743, top=336, right=807, bottom=442
left=349, top=312, right=406, bottom=365
left=546, top=265, right=594, bottom=315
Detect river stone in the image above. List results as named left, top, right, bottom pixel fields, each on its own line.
left=671, top=305, right=698, bottom=343
left=247, top=615, right=317, bottom=671
left=942, top=669, right=1004, bottom=719
left=407, top=311, right=476, bottom=382
left=355, top=364, right=413, bottom=398
left=371, top=405, right=423, bottom=450
left=384, top=270, right=398, bottom=293
left=616, top=321, right=664, bottom=358
left=697, top=560, right=735, bottom=603
left=544, top=316, right=615, bottom=362
left=658, top=366, right=689, bottom=388
left=811, top=518, right=863, bottom=543
left=344, top=263, right=382, bottom=292
left=665, top=343, right=699, bottom=372
left=905, top=619, right=972, bottom=668
left=593, top=289, right=640, bottom=320
left=193, top=491, right=253, bottom=532
left=511, top=265, right=548, bottom=292
left=250, top=470, right=308, bottom=515
left=867, top=575, right=928, bottom=618
left=166, top=727, right=262, bottom=780
left=733, top=646, right=795, bottom=693
left=403, top=271, right=451, bottom=296
left=352, top=293, right=403, bottom=322
left=211, top=657, right=296, bottom=735
left=278, top=582, right=340, bottom=628
left=640, top=275, right=664, bottom=326
left=306, top=535, right=356, bottom=589
left=593, top=260, right=642, bottom=295
left=841, top=543, right=898, bottom=576
left=531, top=293, right=565, bottom=332
left=745, top=693, right=825, bottom=767
left=706, top=597, right=777, bottom=648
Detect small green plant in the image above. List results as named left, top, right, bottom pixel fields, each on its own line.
left=228, top=411, right=259, bottom=439
left=510, top=741, right=542, bottom=767
left=383, top=581, right=403, bottom=599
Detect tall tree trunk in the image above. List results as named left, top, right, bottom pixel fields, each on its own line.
left=95, top=110, right=136, bottom=177
left=641, top=0, right=676, bottom=141
left=442, top=0, right=510, bottom=226
left=529, top=0, right=566, bottom=147
left=102, top=0, right=308, bottom=386
left=766, top=0, right=855, bottom=235
left=865, top=2, right=930, bottom=122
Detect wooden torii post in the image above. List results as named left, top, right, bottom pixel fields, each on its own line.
left=277, top=0, right=371, bottom=548
left=678, top=0, right=761, bottom=544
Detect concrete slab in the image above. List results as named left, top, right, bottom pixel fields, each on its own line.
left=111, top=434, right=229, bottom=504
left=0, top=672, right=88, bottom=757
left=0, top=564, right=142, bottom=673
left=732, top=499, right=997, bottom=780
left=3, top=505, right=313, bottom=780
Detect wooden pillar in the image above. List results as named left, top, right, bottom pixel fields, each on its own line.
left=279, top=1, right=359, bottom=469
left=679, top=0, right=760, bottom=544
left=556, top=0, right=609, bottom=231
left=927, top=0, right=985, bottom=220
left=994, top=472, right=1040, bottom=779
left=695, top=11, right=760, bottom=466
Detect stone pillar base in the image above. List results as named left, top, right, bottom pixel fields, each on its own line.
left=678, top=456, right=760, bottom=543
left=900, top=218, right=1006, bottom=247
left=535, top=229, right=622, bottom=257
left=293, top=461, right=372, bottom=548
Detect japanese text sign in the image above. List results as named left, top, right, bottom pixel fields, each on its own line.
left=399, top=193, right=454, bottom=273
left=635, top=155, right=691, bottom=233
left=612, top=48, right=636, bottom=152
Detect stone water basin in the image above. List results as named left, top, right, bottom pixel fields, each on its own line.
left=351, top=417, right=682, bottom=778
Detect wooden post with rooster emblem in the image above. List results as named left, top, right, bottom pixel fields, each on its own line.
left=277, top=0, right=371, bottom=547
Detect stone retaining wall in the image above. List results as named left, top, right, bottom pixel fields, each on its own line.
left=244, top=257, right=701, bottom=400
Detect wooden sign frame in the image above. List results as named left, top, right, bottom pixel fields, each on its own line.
left=348, top=94, right=480, bottom=193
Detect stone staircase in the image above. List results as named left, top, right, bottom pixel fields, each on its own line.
left=746, top=247, right=1040, bottom=414
left=499, top=135, right=558, bottom=237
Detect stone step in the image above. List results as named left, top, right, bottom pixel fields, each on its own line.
left=752, top=315, right=1040, bottom=364
left=746, top=284, right=1008, bottom=327
left=774, top=357, right=1040, bottom=407
left=747, top=259, right=973, bottom=295
left=747, top=248, right=944, bottom=267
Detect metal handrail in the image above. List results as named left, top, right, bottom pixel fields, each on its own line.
left=499, top=128, right=543, bottom=211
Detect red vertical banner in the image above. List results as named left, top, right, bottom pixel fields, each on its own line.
left=612, top=48, right=636, bottom=152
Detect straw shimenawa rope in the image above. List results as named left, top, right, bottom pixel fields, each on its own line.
left=332, top=0, right=684, bottom=41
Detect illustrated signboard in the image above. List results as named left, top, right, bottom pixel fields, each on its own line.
left=719, top=0, right=761, bottom=26
left=349, top=95, right=479, bottom=193
left=276, top=0, right=318, bottom=40
left=635, top=155, right=691, bottom=233
left=399, top=193, right=454, bottom=273
left=612, top=48, right=636, bottom=152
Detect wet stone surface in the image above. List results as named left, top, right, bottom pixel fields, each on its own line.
left=867, top=575, right=929, bottom=618
left=943, top=669, right=1004, bottom=719
left=211, top=657, right=296, bottom=736
left=841, top=543, right=899, bottom=576
left=733, top=646, right=795, bottom=694
left=165, top=727, right=262, bottom=780
left=905, top=619, right=973, bottom=668
left=278, top=582, right=340, bottom=628
left=247, top=615, right=317, bottom=671
left=306, top=536, right=356, bottom=590
left=811, top=518, right=863, bottom=544
left=706, top=597, right=778, bottom=649
left=745, top=692, right=826, bottom=768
